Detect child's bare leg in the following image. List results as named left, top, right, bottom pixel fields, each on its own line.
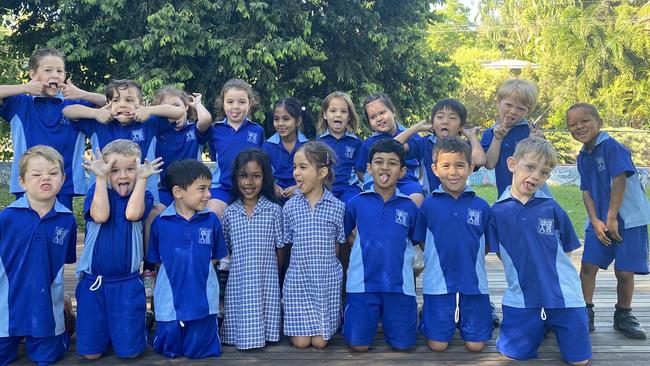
left=615, top=270, right=634, bottom=308
left=570, top=360, right=590, bottom=366
left=311, top=336, right=328, bottom=348
left=464, top=341, right=485, bottom=352
left=580, top=262, right=599, bottom=304
left=83, top=354, right=102, bottom=360
left=349, top=344, right=370, bottom=352
left=427, top=340, right=448, bottom=352
left=408, top=192, right=424, bottom=208
left=290, top=336, right=311, bottom=349
left=207, top=198, right=227, bottom=219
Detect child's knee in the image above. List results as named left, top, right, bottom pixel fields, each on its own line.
left=290, top=336, right=311, bottom=349
left=311, top=337, right=328, bottom=349
left=614, top=269, right=634, bottom=282
left=349, top=344, right=370, bottom=352
left=464, top=341, right=485, bottom=352
left=569, top=359, right=590, bottom=366
left=83, top=354, right=102, bottom=360
left=580, top=262, right=599, bottom=277
left=427, top=340, right=448, bottom=352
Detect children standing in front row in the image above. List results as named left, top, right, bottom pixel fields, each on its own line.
left=146, top=160, right=228, bottom=358
left=221, top=149, right=284, bottom=350
left=75, top=139, right=161, bottom=359
left=413, top=137, right=493, bottom=352
left=283, top=141, right=345, bottom=348
left=487, top=138, right=591, bottom=365
left=568, top=103, right=650, bottom=339
left=343, top=139, right=420, bottom=351
left=0, top=146, right=77, bottom=365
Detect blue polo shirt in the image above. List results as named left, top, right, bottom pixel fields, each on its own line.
left=0, top=197, right=76, bottom=337
left=262, top=131, right=309, bottom=189
left=77, top=184, right=154, bottom=277
left=577, top=132, right=650, bottom=230
left=413, top=186, right=491, bottom=295
left=480, top=119, right=531, bottom=197
left=207, top=118, right=265, bottom=191
left=154, top=122, right=209, bottom=189
left=355, top=126, right=421, bottom=187
left=487, top=188, right=584, bottom=309
left=146, top=204, right=227, bottom=321
left=0, top=93, right=90, bottom=195
left=407, top=134, right=441, bottom=195
left=344, top=188, right=419, bottom=296
left=318, top=130, right=362, bottom=194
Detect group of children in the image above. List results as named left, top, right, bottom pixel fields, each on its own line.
left=0, top=48, right=648, bottom=365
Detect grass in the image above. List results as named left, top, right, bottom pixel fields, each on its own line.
left=2, top=184, right=649, bottom=238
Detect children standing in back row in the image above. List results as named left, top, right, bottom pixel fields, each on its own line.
left=567, top=103, right=650, bottom=339
left=413, top=137, right=493, bottom=352
left=487, top=138, right=591, bottom=365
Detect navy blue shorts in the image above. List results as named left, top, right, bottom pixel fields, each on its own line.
left=342, top=292, right=417, bottom=350
left=209, top=187, right=231, bottom=204
left=75, top=272, right=147, bottom=357
left=157, top=188, right=174, bottom=207
left=420, top=293, right=492, bottom=343
left=153, top=314, right=221, bottom=359
left=497, top=305, right=592, bottom=363
left=583, top=225, right=649, bottom=274
left=0, top=333, right=69, bottom=365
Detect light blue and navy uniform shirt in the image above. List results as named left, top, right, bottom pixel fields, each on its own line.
left=0, top=93, right=90, bottom=195
left=262, top=132, right=309, bottom=190
left=207, top=118, right=265, bottom=191
left=480, top=119, right=531, bottom=197
left=487, top=188, right=584, bottom=309
left=577, top=132, right=650, bottom=230
left=413, top=186, right=491, bottom=295
left=344, top=188, right=419, bottom=296
left=318, top=129, right=362, bottom=195
left=0, top=197, right=76, bottom=337
left=355, top=126, right=421, bottom=187
left=77, top=184, right=154, bottom=277
left=406, top=134, right=441, bottom=195
left=154, top=122, right=209, bottom=190
left=146, top=204, right=227, bottom=321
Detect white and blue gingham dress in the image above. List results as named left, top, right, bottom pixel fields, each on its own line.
left=221, top=196, right=284, bottom=349
left=282, top=189, right=345, bottom=339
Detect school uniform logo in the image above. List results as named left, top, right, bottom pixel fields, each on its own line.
left=247, top=131, right=258, bottom=144
left=345, top=146, right=356, bottom=160
left=131, top=128, right=145, bottom=142
left=199, top=228, right=212, bottom=245
left=52, top=226, right=69, bottom=245
left=538, top=218, right=554, bottom=236
left=466, top=209, right=481, bottom=226
left=185, top=129, right=196, bottom=142
left=395, top=209, right=409, bottom=227
left=596, top=157, right=606, bottom=171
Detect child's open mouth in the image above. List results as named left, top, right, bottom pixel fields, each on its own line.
left=116, top=182, right=130, bottom=196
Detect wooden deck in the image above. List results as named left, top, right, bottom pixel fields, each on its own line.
left=14, top=235, right=650, bottom=365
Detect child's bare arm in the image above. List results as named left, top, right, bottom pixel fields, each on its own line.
left=60, top=79, right=106, bottom=106
left=126, top=157, right=163, bottom=221
left=190, top=93, right=213, bottom=133
left=63, top=104, right=113, bottom=123
left=484, top=124, right=509, bottom=169
left=463, top=127, right=487, bottom=168
left=0, top=81, right=50, bottom=102
left=134, top=104, right=185, bottom=123
left=394, top=120, right=431, bottom=152
left=582, top=190, right=611, bottom=246
left=606, top=174, right=626, bottom=242
left=83, top=149, right=114, bottom=223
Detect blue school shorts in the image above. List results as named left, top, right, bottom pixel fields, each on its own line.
left=333, top=186, right=361, bottom=205
left=14, top=192, right=74, bottom=211
left=153, top=314, right=221, bottom=359
left=75, top=272, right=147, bottom=357
left=497, top=305, right=592, bottom=363
left=0, top=333, right=69, bottom=366
left=583, top=225, right=649, bottom=274
left=342, top=292, right=417, bottom=350
left=420, top=293, right=493, bottom=343
left=157, top=188, right=174, bottom=207
left=210, top=187, right=231, bottom=204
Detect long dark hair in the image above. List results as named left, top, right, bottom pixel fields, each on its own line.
left=230, top=148, right=278, bottom=204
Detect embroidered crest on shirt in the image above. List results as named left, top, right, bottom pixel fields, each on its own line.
left=345, top=146, right=356, bottom=159
left=247, top=131, right=258, bottom=144
left=395, top=209, right=409, bottom=227
left=199, top=228, right=212, bottom=244
left=537, top=218, right=554, bottom=236
left=53, top=226, right=69, bottom=245
left=131, top=128, right=145, bottom=142
left=596, top=157, right=606, bottom=171
left=185, top=129, right=196, bottom=142
left=467, top=209, right=481, bottom=226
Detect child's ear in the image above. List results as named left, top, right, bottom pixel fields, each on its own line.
left=318, top=166, right=328, bottom=180
left=431, top=163, right=439, bottom=177
left=506, top=156, right=516, bottom=173
left=297, top=117, right=302, bottom=127
left=18, top=176, right=27, bottom=191
left=28, top=69, right=37, bottom=80
left=172, top=185, right=183, bottom=199
left=398, top=166, right=407, bottom=179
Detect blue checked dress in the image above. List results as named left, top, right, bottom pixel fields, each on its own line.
left=282, top=189, right=345, bottom=339
left=221, top=196, right=284, bottom=349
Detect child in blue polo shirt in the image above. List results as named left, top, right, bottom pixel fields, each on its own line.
left=395, top=98, right=486, bottom=195
left=0, top=145, right=76, bottom=365
left=480, top=79, right=544, bottom=198
left=152, top=87, right=212, bottom=206
left=357, top=93, right=424, bottom=206
left=487, top=138, right=591, bottom=365
left=146, top=159, right=228, bottom=358
left=75, top=139, right=162, bottom=360
left=343, top=139, right=420, bottom=351
left=413, top=137, right=493, bottom=352
left=202, top=79, right=265, bottom=219
left=0, top=48, right=105, bottom=209
left=263, top=97, right=314, bottom=201
left=567, top=103, right=650, bottom=339
left=317, top=91, right=363, bottom=204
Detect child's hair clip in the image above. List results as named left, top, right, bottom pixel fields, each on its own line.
left=301, top=106, right=306, bottom=111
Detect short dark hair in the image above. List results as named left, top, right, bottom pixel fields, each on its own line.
left=433, top=137, right=472, bottom=165
left=106, top=79, right=144, bottom=103
left=368, top=139, right=406, bottom=168
left=28, top=48, right=65, bottom=71
left=431, top=98, right=468, bottom=126
left=165, top=160, right=212, bottom=191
